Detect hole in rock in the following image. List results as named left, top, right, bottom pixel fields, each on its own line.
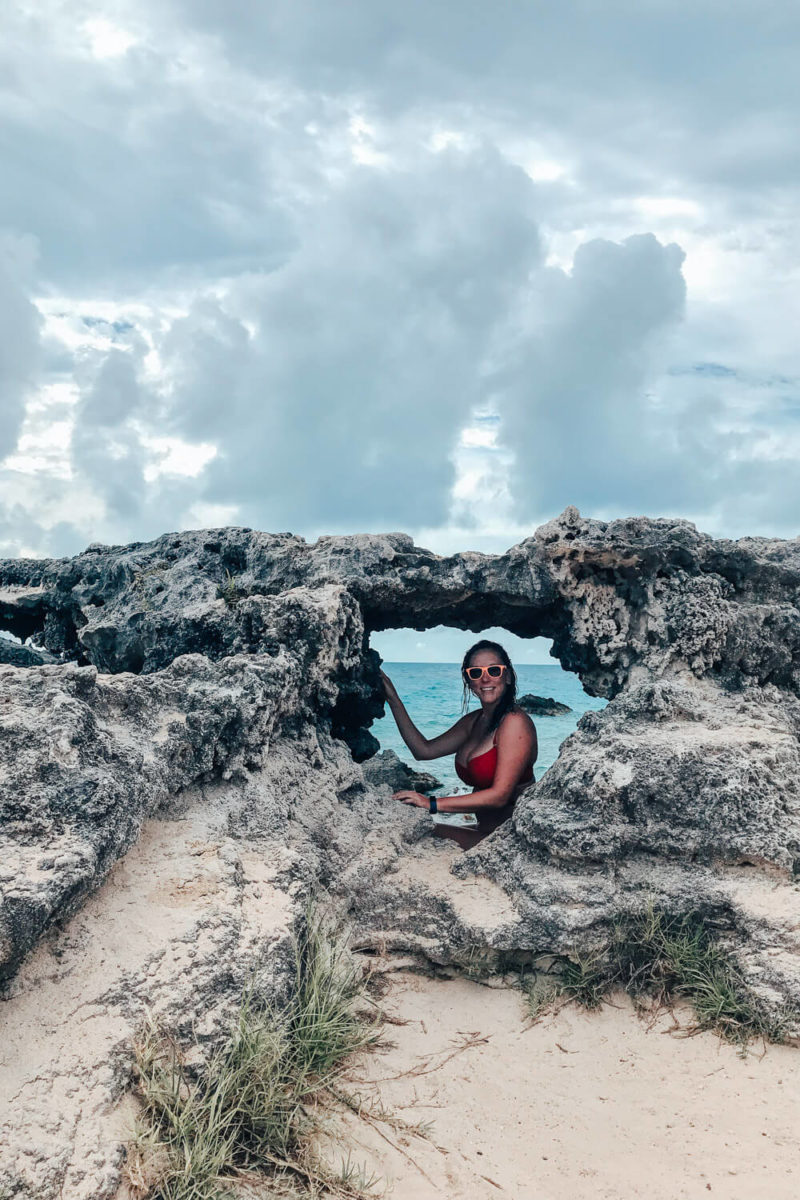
left=0, top=601, right=47, bottom=645
left=0, top=624, right=56, bottom=666
left=368, top=625, right=606, bottom=795
left=0, top=596, right=82, bottom=665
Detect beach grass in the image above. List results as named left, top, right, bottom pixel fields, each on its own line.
left=558, top=951, right=609, bottom=1010
left=612, top=906, right=791, bottom=1044
left=525, top=905, right=794, bottom=1046
left=216, top=569, right=241, bottom=608
left=126, top=908, right=382, bottom=1199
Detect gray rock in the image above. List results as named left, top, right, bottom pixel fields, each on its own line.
left=2, top=506, right=800, bottom=1196
left=512, top=677, right=800, bottom=872
left=0, top=583, right=368, bottom=986
left=517, top=692, right=572, bottom=716
left=0, top=636, right=47, bottom=667
left=361, top=749, right=442, bottom=794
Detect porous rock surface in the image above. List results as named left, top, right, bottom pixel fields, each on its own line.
left=1, top=507, right=800, bottom=1197
left=361, top=748, right=441, bottom=794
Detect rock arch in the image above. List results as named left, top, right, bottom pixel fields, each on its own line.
left=2, top=507, right=800, bottom=1195
left=1, top=507, right=799, bottom=989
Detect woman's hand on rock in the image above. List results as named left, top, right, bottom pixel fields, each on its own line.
left=380, top=670, right=397, bottom=700
left=392, top=790, right=429, bottom=808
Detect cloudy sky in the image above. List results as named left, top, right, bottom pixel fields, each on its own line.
left=2, top=0, right=800, bottom=615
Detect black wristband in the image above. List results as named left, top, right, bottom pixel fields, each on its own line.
left=429, top=797, right=438, bottom=814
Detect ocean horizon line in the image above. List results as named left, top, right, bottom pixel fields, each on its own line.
left=379, top=660, right=557, bottom=667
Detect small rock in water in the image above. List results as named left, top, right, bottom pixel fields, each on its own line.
left=517, top=693, right=572, bottom=716
left=0, top=636, right=56, bottom=668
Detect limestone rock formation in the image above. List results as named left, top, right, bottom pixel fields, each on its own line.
left=0, top=632, right=54, bottom=667
left=361, top=748, right=441, bottom=794
left=1, top=506, right=800, bottom=1197
left=517, top=692, right=572, bottom=716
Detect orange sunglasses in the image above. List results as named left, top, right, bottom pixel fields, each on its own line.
left=464, top=664, right=508, bottom=680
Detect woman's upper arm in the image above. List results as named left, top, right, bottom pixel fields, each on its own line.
left=492, top=712, right=536, bottom=797
left=416, top=712, right=476, bottom=760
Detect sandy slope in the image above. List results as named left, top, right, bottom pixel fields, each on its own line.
left=0, top=795, right=296, bottom=1200
left=327, top=971, right=800, bottom=1200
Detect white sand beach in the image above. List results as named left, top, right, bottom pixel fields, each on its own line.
left=326, top=971, right=799, bottom=1200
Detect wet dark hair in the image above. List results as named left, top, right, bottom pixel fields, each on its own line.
left=461, top=639, right=518, bottom=733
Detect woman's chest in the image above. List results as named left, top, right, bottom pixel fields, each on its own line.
left=457, top=732, right=496, bottom=766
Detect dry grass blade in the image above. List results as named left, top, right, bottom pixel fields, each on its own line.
left=368, top=1031, right=489, bottom=1084
left=519, top=904, right=797, bottom=1049
left=127, top=905, right=384, bottom=1200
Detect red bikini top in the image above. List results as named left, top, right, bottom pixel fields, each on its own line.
left=455, top=725, right=535, bottom=791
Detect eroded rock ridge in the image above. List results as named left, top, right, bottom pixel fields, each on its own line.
left=1, top=507, right=799, bottom=1197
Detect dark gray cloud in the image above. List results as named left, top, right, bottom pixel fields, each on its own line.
left=70, top=348, right=149, bottom=520
left=0, top=0, right=799, bottom=556
left=5, top=1, right=797, bottom=295
left=496, top=233, right=691, bottom=518
left=0, top=3, right=299, bottom=291
left=166, top=0, right=800, bottom=194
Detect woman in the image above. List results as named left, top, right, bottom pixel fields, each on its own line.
left=380, top=639, right=537, bottom=850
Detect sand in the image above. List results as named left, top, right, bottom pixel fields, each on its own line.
left=0, top=798, right=296, bottom=1200
left=325, top=970, right=800, bottom=1200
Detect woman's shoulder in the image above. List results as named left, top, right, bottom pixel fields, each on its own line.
left=450, top=709, right=482, bottom=739
left=501, top=706, right=536, bottom=734
left=457, top=709, right=482, bottom=731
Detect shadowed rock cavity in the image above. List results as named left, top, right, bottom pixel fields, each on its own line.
left=1, top=507, right=800, bottom=1196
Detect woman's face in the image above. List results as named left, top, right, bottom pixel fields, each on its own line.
left=465, top=649, right=509, bottom=705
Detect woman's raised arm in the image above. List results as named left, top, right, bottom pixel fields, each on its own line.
left=381, top=670, right=474, bottom=760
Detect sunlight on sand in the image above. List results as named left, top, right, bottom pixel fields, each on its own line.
left=324, top=971, right=799, bottom=1200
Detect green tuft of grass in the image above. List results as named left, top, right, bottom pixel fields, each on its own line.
left=559, top=952, right=609, bottom=1010
left=216, top=569, right=241, bottom=609
left=535, top=905, right=795, bottom=1047
left=522, top=973, right=563, bottom=1019
left=335, top=1152, right=381, bottom=1195
left=611, top=906, right=791, bottom=1046
left=127, top=908, right=382, bottom=1200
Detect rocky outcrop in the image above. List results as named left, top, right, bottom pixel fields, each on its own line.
left=517, top=693, right=572, bottom=715
left=0, top=584, right=372, bottom=986
left=361, top=749, right=441, bottom=794
left=0, top=633, right=55, bottom=667
left=1, top=507, right=800, bottom=1197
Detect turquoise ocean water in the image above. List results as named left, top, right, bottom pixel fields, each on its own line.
left=372, top=662, right=607, bottom=794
